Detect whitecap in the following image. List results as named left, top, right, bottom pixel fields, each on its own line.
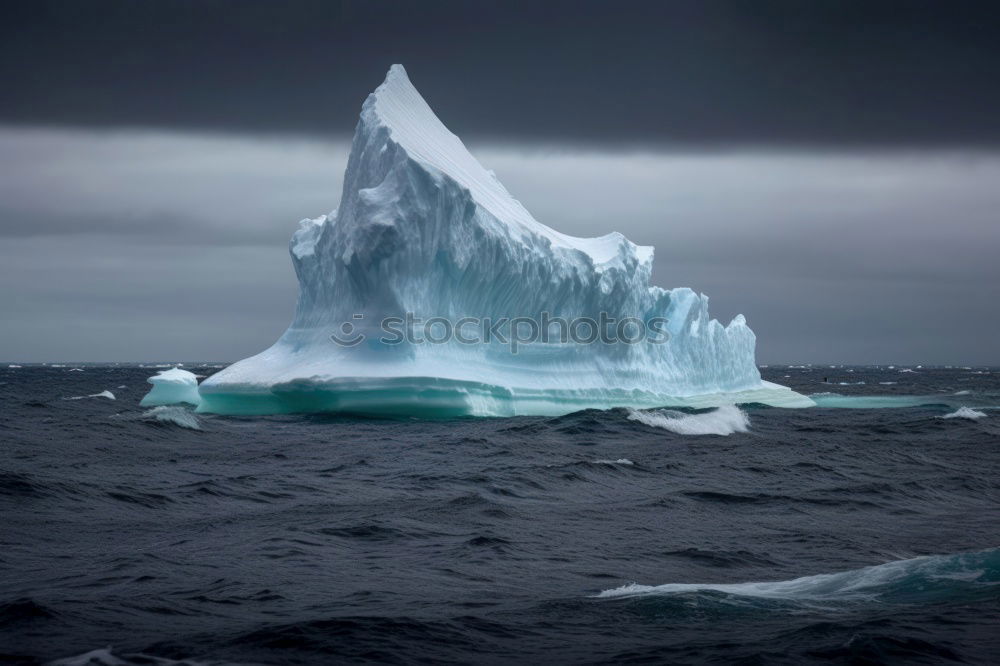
left=627, top=405, right=749, bottom=436
left=142, top=406, right=202, bottom=430
left=64, top=390, right=116, bottom=401
left=942, top=406, right=987, bottom=420
left=596, top=548, right=999, bottom=605
left=593, top=458, right=634, bottom=466
left=48, top=646, right=225, bottom=665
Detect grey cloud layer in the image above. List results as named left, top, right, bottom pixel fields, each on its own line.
left=1, top=128, right=998, bottom=363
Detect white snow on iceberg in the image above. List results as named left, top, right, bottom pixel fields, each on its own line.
left=199, top=65, right=810, bottom=417
left=141, top=367, right=202, bottom=407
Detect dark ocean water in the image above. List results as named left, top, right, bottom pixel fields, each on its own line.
left=2, top=364, right=999, bottom=665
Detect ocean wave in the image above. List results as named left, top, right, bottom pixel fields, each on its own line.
left=942, top=406, right=987, bottom=420
left=627, top=405, right=749, bottom=436
left=48, top=647, right=241, bottom=665
left=0, top=597, right=56, bottom=624
left=592, top=458, right=634, bottom=465
left=63, top=390, right=116, bottom=401
left=597, top=548, right=1000, bottom=606
left=0, top=472, right=44, bottom=498
left=130, top=406, right=202, bottom=430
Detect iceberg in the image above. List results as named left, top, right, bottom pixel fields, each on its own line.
left=199, top=65, right=811, bottom=417
left=141, top=367, right=202, bottom=407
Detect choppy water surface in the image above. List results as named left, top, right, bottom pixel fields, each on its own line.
left=2, top=365, right=999, bottom=664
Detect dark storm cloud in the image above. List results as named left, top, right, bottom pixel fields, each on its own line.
left=3, top=0, right=1000, bottom=146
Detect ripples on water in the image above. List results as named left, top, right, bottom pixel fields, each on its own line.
left=1, top=365, right=999, bottom=664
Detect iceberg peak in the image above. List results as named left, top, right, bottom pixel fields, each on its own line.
left=361, top=64, right=641, bottom=266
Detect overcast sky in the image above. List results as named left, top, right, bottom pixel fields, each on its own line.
left=2, top=0, right=999, bottom=364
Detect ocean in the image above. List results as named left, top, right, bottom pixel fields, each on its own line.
left=2, top=364, right=998, bottom=664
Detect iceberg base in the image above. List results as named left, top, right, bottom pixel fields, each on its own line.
left=197, top=377, right=813, bottom=418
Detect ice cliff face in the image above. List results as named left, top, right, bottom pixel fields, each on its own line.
left=199, top=65, right=810, bottom=416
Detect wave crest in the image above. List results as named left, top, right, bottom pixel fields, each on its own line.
left=627, top=405, right=749, bottom=436
left=597, top=548, right=1000, bottom=606
left=942, top=406, right=987, bottom=420
left=140, top=406, right=201, bottom=430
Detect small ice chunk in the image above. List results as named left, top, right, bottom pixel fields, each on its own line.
left=140, top=367, right=202, bottom=406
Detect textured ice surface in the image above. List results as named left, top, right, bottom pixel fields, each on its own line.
left=200, top=65, right=810, bottom=416
left=140, top=368, right=202, bottom=407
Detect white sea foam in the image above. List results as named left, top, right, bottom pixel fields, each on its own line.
left=942, top=406, right=987, bottom=420
left=953, top=390, right=971, bottom=395
left=140, top=406, right=202, bottom=430
left=597, top=548, right=999, bottom=604
left=593, top=458, right=634, bottom=465
left=48, top=646, right=224, bottom=665
left=64, top=390, right=116, bottom=401
left=627, top=405, right=749, bottom=436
